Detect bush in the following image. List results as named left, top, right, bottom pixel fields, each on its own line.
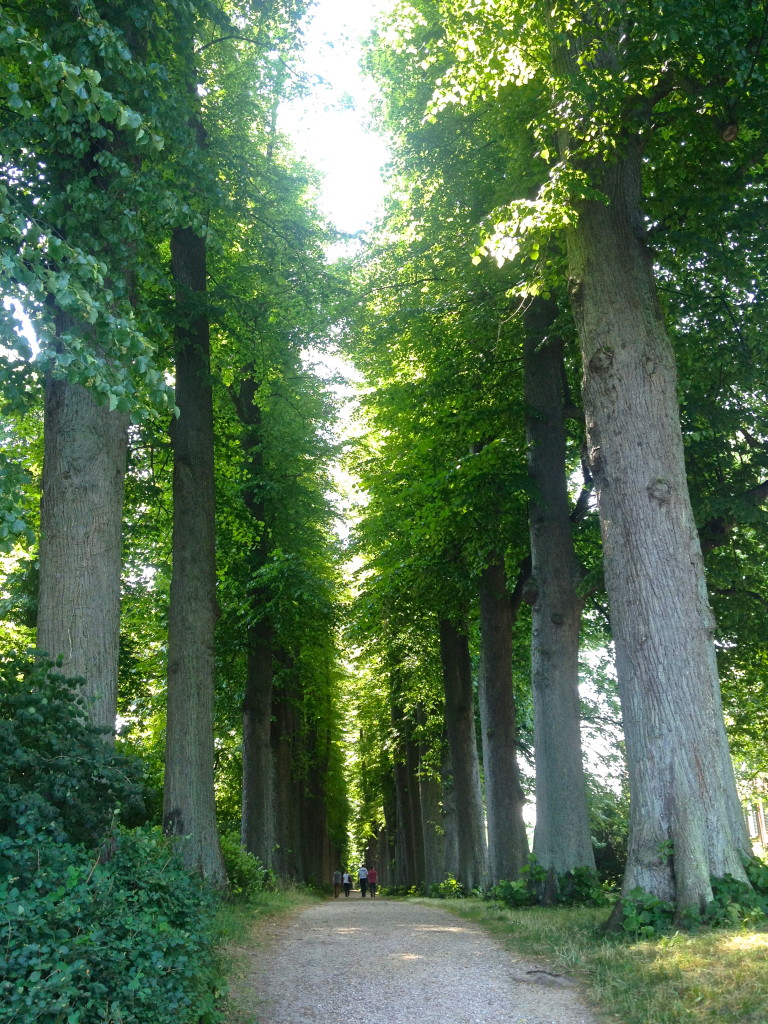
left=488, top=878, right=538, bottom=908
left=220, top=833, right=276, bottom=897
left=0, top=653, right=226, bottom=1022
left=428, top=874, right=467, bottom=899
left=0, top=828, right=223, bottom=1024
left=0, top=654, right=145, bottom=856
left=618, top=887, right=675, bottom=938
left=558, top=866, right=612, bottom=907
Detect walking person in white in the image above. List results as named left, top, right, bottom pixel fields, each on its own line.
left=357, top=864, right=368, bottom=897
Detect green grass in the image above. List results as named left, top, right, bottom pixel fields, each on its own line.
left=434, top=899, right=768, bottom=1024
left=217, top=886, right=322, bottom=1024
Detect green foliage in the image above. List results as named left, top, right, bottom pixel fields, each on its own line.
left=489, top=858, right=612, bottom=910
left=619, top=888, right=676, bottom=939
left=219, top=833, right=276, bottom=897
left=0, top=654, right=145, bottom=864
left=0, top=827, right=223, bottom=1024
left=428, top=873, right=472, bottom=899
left=558, top=867, right=612, bottom=908
left=489, top=878, right=538, bottom=908
left=0, top=652, right=225, bottom=1022
left=520, top=852, right=547, bottom=887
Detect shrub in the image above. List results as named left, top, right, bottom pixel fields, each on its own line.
left=0, top=653, right=226, bottom=1022
left=0, top=654, right=145, bottom=855
left=0, top=827, right=223, bottom=1024
left=558, top=866, right=612, bottom=907
left=488, top=878, right=538, bottom=908
left=618, top=887, right=675, bottom=938
left=220, top=832, right=276, bottom=897
left=428, top=873, right=467, bottom=899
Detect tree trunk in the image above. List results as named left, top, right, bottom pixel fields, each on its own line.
left=162, top=224, right=227, bottom=887
left=523, top=304, right=596, bottom=875
left=234, top=378, right=276, bottom=867
left=440, top=736, right=459, bottom=882
left=438, top=618, right=488, bottom=889
left=37, top=372, right=128, bottom=733
left=405, top=728, right=426, bottom=884
left=271, top=663, right=301, bottom=879
left=416, top=704, right=446, bottom=888
left=566, top=139, right=750, bottom=912
left=477, top=561, right=530, bottom=884
left=241, top=618, right=274, bottom=864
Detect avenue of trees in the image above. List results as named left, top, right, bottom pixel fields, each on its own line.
left=1, top=0, right=349, bottom=892
left=343, top=0, right=768, bottom=920
left=2, top=0, right=768, bottom=948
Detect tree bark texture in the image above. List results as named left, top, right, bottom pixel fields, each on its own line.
left=417, top=704, right=446, bottom=888
left=438, top=618, right=488, bottom=889
left=271, top=665, right=301, bottom=879
left=566, top=141, right=750, bottom=910
left=440, top=737, right=459, bottom=882
left=523, top=307, right=596, bottom=874
left=477, top=561, right=530, bottom=883
left=162, top=225, right=227, bottom=886
left=241, top=618, right=275, bottom=865
left=234, top=378, right=277, bottom=868
left=37, top=375, right=128, bottom=732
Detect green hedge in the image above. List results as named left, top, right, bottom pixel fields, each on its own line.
left=0, top=655, right=225, bottom=1023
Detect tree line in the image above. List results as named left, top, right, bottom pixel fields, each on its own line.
left=342, top=0, right=768, bottom=923
left=2, top=0, right=768, bottom=931
left=1, top=0, right=349, bottom=889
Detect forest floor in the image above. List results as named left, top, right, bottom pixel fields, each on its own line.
left=223, top=891, right=604, bottom=1024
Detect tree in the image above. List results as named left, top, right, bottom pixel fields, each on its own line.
left=1, top=2, right=172, bottom=731
left=423, top=0, right=763, bottom=913
left=523, top=298, right=595, bottom=877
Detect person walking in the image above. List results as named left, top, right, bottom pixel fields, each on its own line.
left=367, top=866, right=378, bottom=897
left=358, top=864, right=368, bottom=898
left=332, top=869, right=342, bottom=898
left=342, top=870, right=352, bottom=897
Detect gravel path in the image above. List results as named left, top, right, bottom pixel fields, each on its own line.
left=227, top=893, right=601, bottom=1024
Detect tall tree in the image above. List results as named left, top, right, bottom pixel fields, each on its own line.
left=424, top=0, right=763, bottom=912
left=1, top=2, right=171, bottom=730
left=523, top=298, right=594, bottom=877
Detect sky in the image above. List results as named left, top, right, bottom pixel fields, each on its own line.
left=279, top=0, right=393, bottom=235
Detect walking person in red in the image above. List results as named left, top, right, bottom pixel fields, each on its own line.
left=367, top=866, right=378, bottom=897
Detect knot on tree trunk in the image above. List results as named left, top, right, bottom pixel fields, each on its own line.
left=647, top=478, right=672, bottom=504
left=588, top=346, right=614, bottom=375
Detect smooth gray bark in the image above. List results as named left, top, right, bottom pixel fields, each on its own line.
left=566, top=139, right=750, bottom=912
left=524, top=305, right=596, bottom=875
left=162, top=224, right=227, bottom=887
left=37, top=374, right=128, bottom=733
left=477, top=561, right=530, bottom=883
left=438, top=618, right=488, bottom=889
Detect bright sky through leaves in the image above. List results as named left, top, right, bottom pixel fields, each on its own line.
left=280, top=0, right=392, bottom=234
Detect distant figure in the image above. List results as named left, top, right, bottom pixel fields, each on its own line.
left=367, top=866, right=378, bottom=897
left=332, top=869, right=342, bottom=898
left=342, top=870, right=352, bottom=897
left=358, top=864, right=369, bottom=897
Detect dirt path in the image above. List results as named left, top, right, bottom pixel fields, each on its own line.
left=226, top=893, right=601, bottom=1024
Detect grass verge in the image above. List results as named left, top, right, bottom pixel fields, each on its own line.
left=217, top=886, right=322, bottom=1024
left=434, top=899, right=768, bottom=1024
